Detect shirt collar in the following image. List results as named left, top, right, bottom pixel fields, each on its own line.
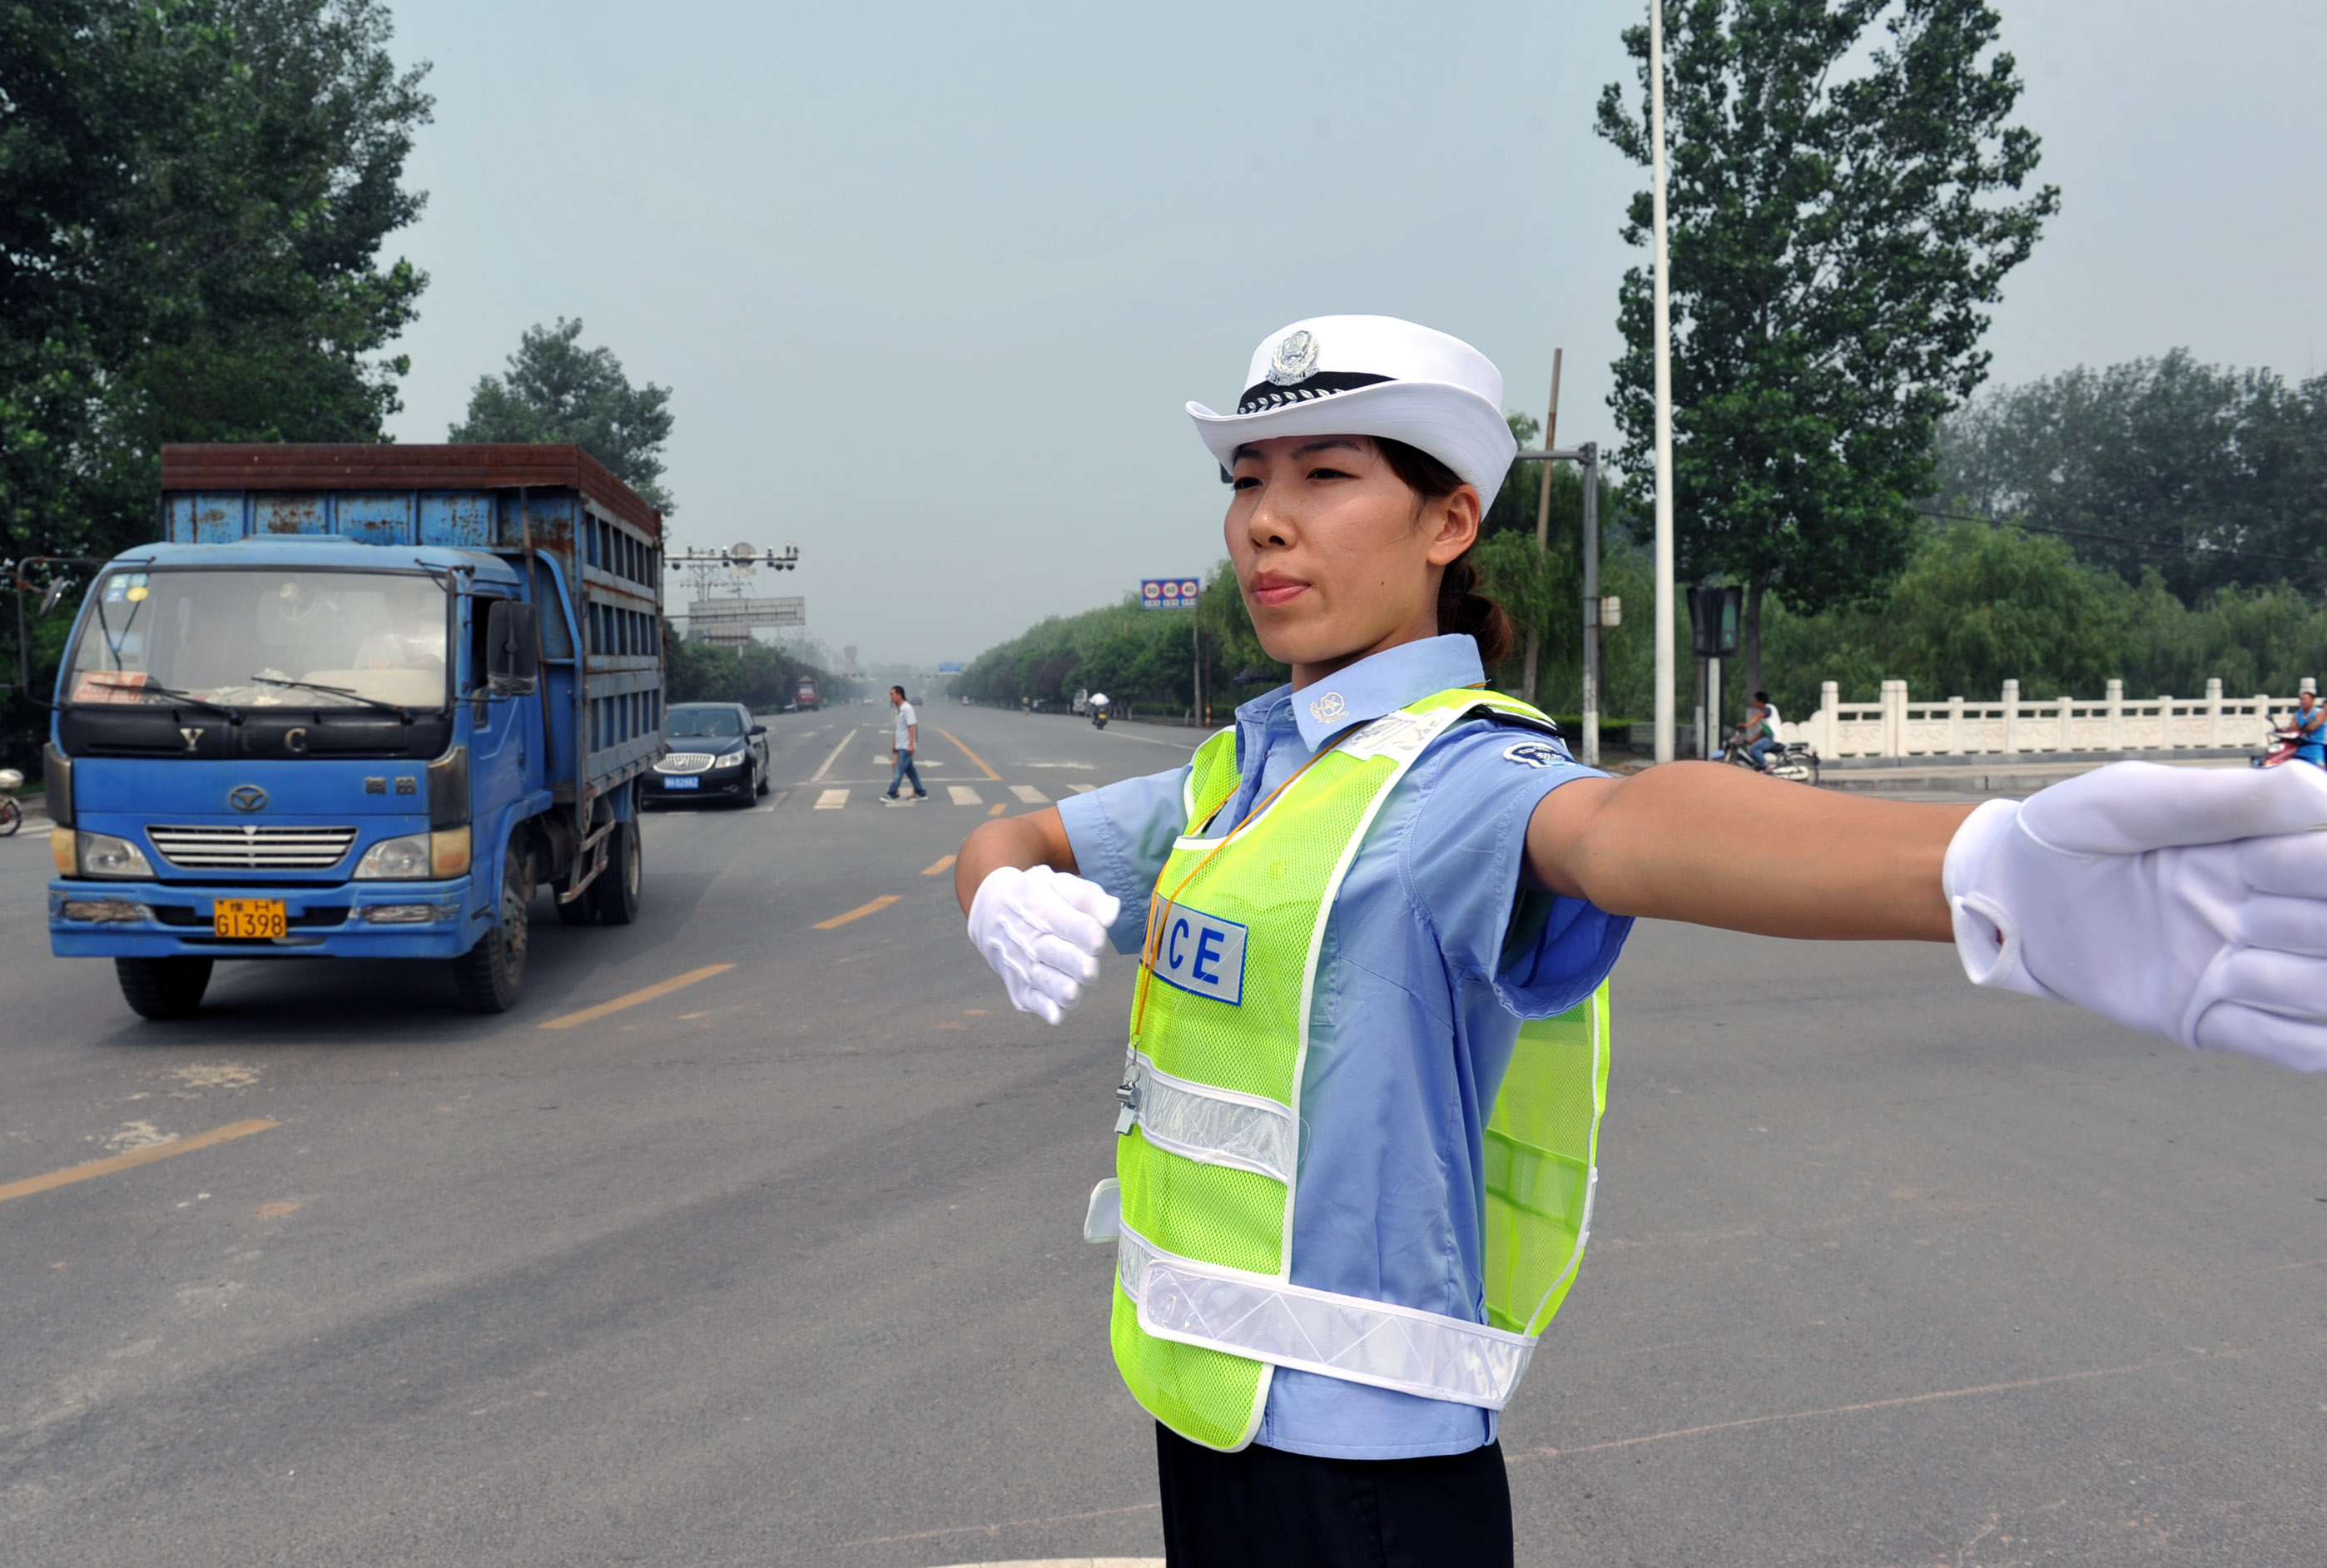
left=1233, top=634, right=1487, bottom=750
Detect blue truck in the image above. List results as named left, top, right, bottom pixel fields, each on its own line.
left=44, top=444, right=667, bottom=1018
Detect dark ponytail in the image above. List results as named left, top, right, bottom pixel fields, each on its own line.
left=1376, top=438, right=1516, bottom=666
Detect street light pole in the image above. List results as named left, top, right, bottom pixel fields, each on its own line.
left=1521, top=349, right=1562, bottom=707
left=1649, top=0, right=1676, bottom=766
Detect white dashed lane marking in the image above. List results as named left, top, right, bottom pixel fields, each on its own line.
left=815, top=788, right=849, bottom=811
left=947, top=785, right=984, bottom=806
left=1009, top=785, right=1049, bottom=804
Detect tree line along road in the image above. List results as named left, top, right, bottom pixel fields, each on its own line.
left=2, top=705, right=2320, bottom=1566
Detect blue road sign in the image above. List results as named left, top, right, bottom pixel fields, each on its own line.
left=1141, top=577, right=1202, bottom=609
left=937, top=662, right=963, bottom=673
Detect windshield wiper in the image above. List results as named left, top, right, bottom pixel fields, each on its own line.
left=117, top=682, right=242, bottom=719
left=249, top=673, right=413, bottom=718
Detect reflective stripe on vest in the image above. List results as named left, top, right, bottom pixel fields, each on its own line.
left=1118, top=1221, right=1538, bottom=1410
left=1107, top=687, right=1610, bottom=1451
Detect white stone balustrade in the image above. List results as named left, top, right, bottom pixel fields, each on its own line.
left=1789, top=676, right=2320, bottom=759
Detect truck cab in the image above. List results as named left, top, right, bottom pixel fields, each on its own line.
left=45, top=444, right=665, bottom=1019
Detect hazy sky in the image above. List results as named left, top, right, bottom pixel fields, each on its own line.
left=380, top=0, right=2327, bottom=671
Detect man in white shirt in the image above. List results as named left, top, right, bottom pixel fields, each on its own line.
left=884, top=685, right=928, bottom=804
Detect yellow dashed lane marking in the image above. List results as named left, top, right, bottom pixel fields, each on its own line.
left=540, top=964, right=734, bottom=1030
left=0, top=1119, right=278, bottom=1205
left=937, top=727, right=1001, bottom=781
left=922, top=855, right=957, bottom=876
left=816, top=895, right=900, bottom=930
left=987, top=801, right=1007, bottom=816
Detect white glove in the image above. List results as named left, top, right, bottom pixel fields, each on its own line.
left=1943, top=760, right=2327, bottom=1069
left=965, top=865, right=1123, bottom=1025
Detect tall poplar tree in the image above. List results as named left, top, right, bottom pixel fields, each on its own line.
left=1597, top=0, right=2057, bottom=691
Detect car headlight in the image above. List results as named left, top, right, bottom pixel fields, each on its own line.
left=78, top=832, right=154, bottom=879
left=719, top=749, right=752, bottom=769
left=354, top=833, right=432, bottom=880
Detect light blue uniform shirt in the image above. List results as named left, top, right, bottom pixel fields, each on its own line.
left=1059, top=635, right=1632, bottom=1460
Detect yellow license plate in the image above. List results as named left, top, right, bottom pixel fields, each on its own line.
left=212, top=899, right=287, bottom=940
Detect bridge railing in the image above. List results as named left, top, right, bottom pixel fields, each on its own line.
left=1789, top=677, right=2319, bottom=759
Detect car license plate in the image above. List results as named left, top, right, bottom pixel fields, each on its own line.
left=665, top=777, right=698, bottom=790
left=213, top=898, right=287, bottom=940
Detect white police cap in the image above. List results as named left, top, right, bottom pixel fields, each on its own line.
left=1187, top=315, right=1517, bottom=501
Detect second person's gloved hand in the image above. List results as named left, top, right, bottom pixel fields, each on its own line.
left=966, top=864, right=1123, bottom=1025
left=1942, top=760, right=2327, bottom=1069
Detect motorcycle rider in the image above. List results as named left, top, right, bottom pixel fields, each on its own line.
left=2294, top=688, right=2325, bottom=767
left=1739, top=689, right=1781, bottom=770
left=1089, top=691, right=1111, bottom=728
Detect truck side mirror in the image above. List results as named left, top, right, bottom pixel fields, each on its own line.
left=486, top=599, right=540, bottom=696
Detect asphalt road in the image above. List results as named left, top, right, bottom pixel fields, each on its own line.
left=3, top=705, right=2323, bottom=1567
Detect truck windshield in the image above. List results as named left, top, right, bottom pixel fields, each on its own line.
left=63, top=568, right=450, bottom=712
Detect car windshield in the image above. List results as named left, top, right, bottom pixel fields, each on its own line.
left=62, top=567, right=450, bottom=711
left=667, top=707, right=744, bottom=739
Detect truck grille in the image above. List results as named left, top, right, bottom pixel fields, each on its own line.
left=148, top=825, right=360, bottom=871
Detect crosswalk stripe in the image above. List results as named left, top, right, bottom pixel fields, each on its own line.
left=1010, top=784, right=1049, bottom=804
left=947, top=785, right=984, bottom=806
left=1069, top=784, right=1096, bottom=793
left=815, top=788, right=849, bottom=810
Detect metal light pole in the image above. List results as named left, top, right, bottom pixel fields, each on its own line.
left=1649, top=0, right=1677, bottom=765
left=1520, top=350, right=1563, bottom=707
left=1579, top=443, right=1601, bottom=767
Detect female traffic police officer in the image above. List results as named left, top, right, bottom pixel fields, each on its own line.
left=954, top=315, right=2327, bottom=1566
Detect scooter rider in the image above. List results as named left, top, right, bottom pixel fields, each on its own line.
left=2294, top=688, right=2325, bottom=767
left=953, top=315, right=2327, bottom=1568
left=1741, top=688, right=1781, bottom=770
left=1089, top=691, right=1111, bottom=728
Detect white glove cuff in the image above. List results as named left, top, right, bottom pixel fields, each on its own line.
left=1943, top=799, right=2062, bottom=1002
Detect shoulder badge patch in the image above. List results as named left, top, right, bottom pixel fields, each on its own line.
left=1502, top=741, right=1563, bottom=769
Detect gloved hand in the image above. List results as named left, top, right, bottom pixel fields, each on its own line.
left=1943, top=760, right=2327, bottom=1069
left=965, top=864, right=1123, bottom=1025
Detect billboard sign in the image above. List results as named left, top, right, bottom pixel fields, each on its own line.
left=687, top=596, right=806, bottom=629
left=1140, top=577, right=1202, bottom=609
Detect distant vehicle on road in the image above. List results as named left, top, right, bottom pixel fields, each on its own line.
left=648, top=703, right=768, bottom=807
left=794, top=675, right=821, bottom=712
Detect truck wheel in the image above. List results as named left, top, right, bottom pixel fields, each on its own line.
left=592, top=818, right=642, bottom=925
left=451, top=840, right=528, bottom=1013
left=115, top=957, right=213, bottom=1020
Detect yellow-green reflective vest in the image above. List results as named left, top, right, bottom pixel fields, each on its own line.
left=1089, top=687, right=1611, bottom=1451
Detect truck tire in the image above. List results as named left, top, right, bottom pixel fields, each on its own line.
left=451, top=838, right=528, bottom=1013
left=115, top=956, right=213, bottom=1020
left=592, top=818, right=641, bottom=925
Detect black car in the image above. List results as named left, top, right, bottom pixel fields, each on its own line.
left=647, top=702, right=769, bottom=807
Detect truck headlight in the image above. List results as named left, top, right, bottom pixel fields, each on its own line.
left=78, top=832, right=154, bottom=879
left=353, top=833, right=432, bottom=880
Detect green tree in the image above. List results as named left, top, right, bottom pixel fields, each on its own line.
left=2, top=0, right=431, bottom=566
left=2, top=0, right=430, bottom=774
left=451, top=319, right=676, bottom=511
left=1934, top=351, right=2327, bottom=598
left=1597, top=0, right=2057, bottom=692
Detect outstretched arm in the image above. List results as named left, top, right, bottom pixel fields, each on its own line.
left=1524, top=762, right=1973, bottom=941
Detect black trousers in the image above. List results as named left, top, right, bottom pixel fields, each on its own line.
left=1155, top=1422, right=1515, bottom=1568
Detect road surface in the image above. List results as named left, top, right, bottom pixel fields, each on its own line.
left=3, top=705, right=2321, bottom=1566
